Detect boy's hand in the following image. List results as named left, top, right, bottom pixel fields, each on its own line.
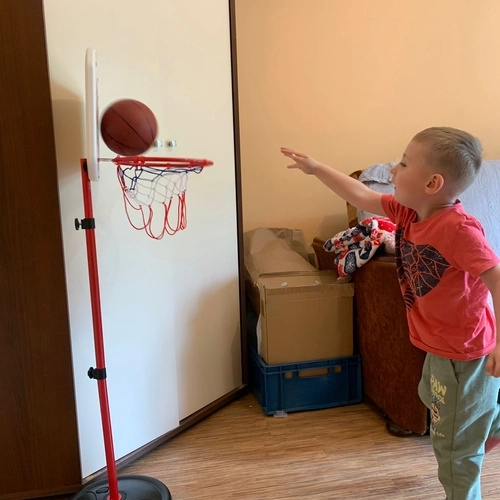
left=486, top=346, right=500, bottom=377
left=281, top=147, right=321, bottom=175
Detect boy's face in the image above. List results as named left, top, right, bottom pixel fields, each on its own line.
left=390, top=140, right=435, bottom=210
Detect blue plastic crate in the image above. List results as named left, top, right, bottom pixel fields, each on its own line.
left=249, top=347, right=362, bottom=415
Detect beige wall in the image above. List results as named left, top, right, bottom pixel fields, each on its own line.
left=236, top=0, right=500, bottom=245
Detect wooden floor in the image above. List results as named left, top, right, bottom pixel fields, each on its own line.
left=117, top=392, right=500, bottom=499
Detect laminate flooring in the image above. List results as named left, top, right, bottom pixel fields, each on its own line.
left=121, top=393, right=500, bottom=499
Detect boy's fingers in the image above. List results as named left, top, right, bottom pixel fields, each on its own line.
left=280, top=147, right=307, bottom=159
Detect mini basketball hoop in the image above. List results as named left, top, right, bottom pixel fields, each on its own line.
left=74, top=48, right=215, bottom=500
left=112, top=156, right=213, bottom=239
left=85, top=48, right=212, bottom=240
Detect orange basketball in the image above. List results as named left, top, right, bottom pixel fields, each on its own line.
left=100, top=99, right=158, bottom=156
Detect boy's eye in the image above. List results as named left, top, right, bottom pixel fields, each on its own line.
left=399, top=162, right=407, bottom=167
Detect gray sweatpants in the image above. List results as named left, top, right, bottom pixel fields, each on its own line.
left=418, top=353, right=500, bottom=500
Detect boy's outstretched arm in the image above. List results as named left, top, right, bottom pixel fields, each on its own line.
left=482, top=263, right=500, bottom=377
left=281, top=147, right=386, bottom=217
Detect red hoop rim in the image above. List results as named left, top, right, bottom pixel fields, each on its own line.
left=103, top=156, right=213, bottom=169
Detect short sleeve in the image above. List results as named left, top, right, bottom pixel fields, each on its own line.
left=381, top=194, right=416, bottom=226
left=381, top=194, right=397, bottom=222
left=448, top=218, right=500, bottom=277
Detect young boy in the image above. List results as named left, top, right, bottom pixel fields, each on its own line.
left=281, top=127, right=500, bottom=499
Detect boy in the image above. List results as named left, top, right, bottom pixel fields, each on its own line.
left=281, top=127, right=500, bottom=499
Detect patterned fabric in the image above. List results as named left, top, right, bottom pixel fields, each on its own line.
left=324, top=217, right=396, bottom=278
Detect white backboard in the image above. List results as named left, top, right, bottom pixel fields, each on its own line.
left=85, top=48, right=100, bottom=181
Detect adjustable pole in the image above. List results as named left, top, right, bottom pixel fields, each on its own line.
left=72, top=159, right=171, bottom=500
left=78, top=158, right=120, bottom=500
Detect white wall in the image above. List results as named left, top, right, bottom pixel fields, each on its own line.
left=43, top=0, right=241, bottom=478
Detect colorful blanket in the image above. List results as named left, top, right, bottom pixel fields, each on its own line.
left=324, top=217, right=396, bottom=278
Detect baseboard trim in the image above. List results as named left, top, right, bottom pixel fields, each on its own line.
left=82, top=385, right=248, bottom=486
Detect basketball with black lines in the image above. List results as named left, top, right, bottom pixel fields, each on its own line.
left=100, top=99, right=158, bottom=156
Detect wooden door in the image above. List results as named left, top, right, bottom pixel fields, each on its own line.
left=0, top=1, right=82, bottom=498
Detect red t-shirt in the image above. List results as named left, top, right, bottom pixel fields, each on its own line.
left=382, top=194, right=499, bottom=360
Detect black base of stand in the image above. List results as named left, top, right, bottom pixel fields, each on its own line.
left=72, top=474, right=172, bottom=500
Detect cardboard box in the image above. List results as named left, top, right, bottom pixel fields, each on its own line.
left=257, top=273, right=354, bottom=364
left=245, top=258, right=318, bottom=316
left=243, top=227, right=318, bottom=315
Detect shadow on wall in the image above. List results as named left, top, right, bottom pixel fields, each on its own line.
left=48, top=83, right=95, bottom=264
left=50, top=83, right=85, bottom=180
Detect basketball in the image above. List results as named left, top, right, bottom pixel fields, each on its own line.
left=100, top=99, right=158, bottom=156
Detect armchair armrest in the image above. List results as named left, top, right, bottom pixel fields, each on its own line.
left=312, top=235, right=428, bottom=435
left=312, top=237, right=337, bottom=271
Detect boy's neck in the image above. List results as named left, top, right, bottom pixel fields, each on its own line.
left=416, top=200, right=457, bottom=222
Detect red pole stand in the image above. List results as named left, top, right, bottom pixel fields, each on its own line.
left=73, top=159, right=171, bottom=500
left=79, top=158, right=121, bottom=500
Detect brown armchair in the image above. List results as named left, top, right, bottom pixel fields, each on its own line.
left=312, top=171, right=428, bottom=435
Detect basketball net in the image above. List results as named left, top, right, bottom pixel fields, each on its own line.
left=113, top=156, right=212, bottom=240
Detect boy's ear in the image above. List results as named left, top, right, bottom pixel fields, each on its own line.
left=425, top=173, right=445, bottom=194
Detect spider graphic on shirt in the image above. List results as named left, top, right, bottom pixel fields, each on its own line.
left=394, top=228, right=450, bottom=309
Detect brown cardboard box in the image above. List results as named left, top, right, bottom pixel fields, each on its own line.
left=243, top=228, right=318, bottom=315
left=257, top=273, right=354, bottom=365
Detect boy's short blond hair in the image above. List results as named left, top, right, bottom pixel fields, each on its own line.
left=412, top=127, right=483, bottom=195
